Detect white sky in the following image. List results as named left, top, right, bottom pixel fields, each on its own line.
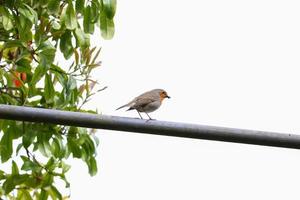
left=68, top=0, right=300, bottom=199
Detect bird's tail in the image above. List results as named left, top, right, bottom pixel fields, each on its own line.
left=116, top=104, right=128, bottom=111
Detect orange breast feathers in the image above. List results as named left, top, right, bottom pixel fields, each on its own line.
left=159, top=93, right=166, bottom=102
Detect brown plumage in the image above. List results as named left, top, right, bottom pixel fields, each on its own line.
left=116, top=89, right=170, bottom=119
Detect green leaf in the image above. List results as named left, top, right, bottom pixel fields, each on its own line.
left=65, top=2, right=77, bottom=30
left=60, top=161, right=71, bottom=173
left=51, top=64, right=68, bottom=87
left=8, top=121, right=23, bottom=139
left=35, top=128, right=53, bottom=157
left=38, top=41, right=56, bottom=67
left=39, top=189, right=48, bottom=200
left=2, top=176, right=15, bottom=194
left=103, top=0, right=117, bottom=19
left=91, top=0, right=101, bottom=22
left=12, top=160, right=19, bottom=175
left=44, top=73, right=55, bottom=104
left=0, top=130, right=13, bottom=163
left=50, top=64, right=66, bottom=75
left=48, top=186, right=62, bottom=200
left=87, top=156, right=97, bottom=176
left=67, top=138, right=81, bottom=158
left=21, top=156, right=41, bottom=172
left=18, top=4, right=38, bottom=24
left=81, top=134, right=96, bottom=157
left=78, top=127, right=88, bottom=135
left=15, top=174, right=29, bottom=184
left=51, top=137, right=61, bottom=158
left=22, top=124, right=37, bottom=148
left=16, top=143, right=23, bottom=155
left=2, top=0, right=15, bottom=8
left=64, top=76, right=79, bottom=105
left=2, top=40, right=24, bottom=48
left=76, top=0, right=85, bottom=14
left=16, top=58, right=32, bottom=74
left=17, top=189, right=33, bottom=200
left=0, top=6, right=14, bottom=30
left=67, top=75, right=77, bottom=90
left=3, top=174, right=29, bottom=194
left=74, top=27, right=90, bottom=48
left=65, top=75, right=77, bottom=102
left=68, top=127, right=78, bottom=137
left=31, top=64, right=47, bottom=86
left=45, top=157, right=57, bottom=171
left=51, top=20, right=61, bottom=30
left=100, top=12, right=115, bottom=39
left=1, top=93, right=19, bottom=105
left=38, top=140, right=52, bottom=158
left=60, top=30, right=73, bottom=59
left=48, top=0, right=61, bottom=15
left=24, top=4, right=38, bottom=23
left=0, top=170, right=6, bottom=180
left=17, top=17, right=33, bottom=42
left=38, top=0, right=48, bottom=6
left=41, top=174, right=53, bottom=187
left=24, top=176, right=40, bottom=188
left=60, top=5, right=67, bottom=26
left=83, top=6, right=94, bottom=34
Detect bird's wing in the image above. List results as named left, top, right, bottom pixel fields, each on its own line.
left=129, top=97, right=156, bottom=110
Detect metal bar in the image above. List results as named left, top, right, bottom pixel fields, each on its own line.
left=0, top=104, right=298, bottom=149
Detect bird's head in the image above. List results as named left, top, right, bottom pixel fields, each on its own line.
left=158, top=89, right=170, bottom=101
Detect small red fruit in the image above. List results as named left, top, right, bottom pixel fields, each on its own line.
left=20, top=72, right=27, bottom=81
left=13, top=72, right=27, bottom=87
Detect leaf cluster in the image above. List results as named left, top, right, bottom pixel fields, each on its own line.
left=0, top=0, right=116, bottom=199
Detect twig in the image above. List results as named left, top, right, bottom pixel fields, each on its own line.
left=78, top=86, right=107, bottom=110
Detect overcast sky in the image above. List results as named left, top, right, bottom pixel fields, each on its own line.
left=68, top=0, right=300, bottom=199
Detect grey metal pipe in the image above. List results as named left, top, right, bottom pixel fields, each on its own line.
left=0, top=104, right=298, bottom=149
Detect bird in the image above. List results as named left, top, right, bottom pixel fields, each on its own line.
left=116, top=89, right=170, bottom=120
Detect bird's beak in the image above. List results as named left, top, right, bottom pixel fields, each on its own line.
left=166, top=95, right=171, bottom=99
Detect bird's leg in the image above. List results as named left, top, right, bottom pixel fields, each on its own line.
left=145, top=112, right=153, bottom=120
left=136, top=110, right=143, bottom=119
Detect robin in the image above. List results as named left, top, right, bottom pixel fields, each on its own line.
left=116, top=89, right=170, bottom=119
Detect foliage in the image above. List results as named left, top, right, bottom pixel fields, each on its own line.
left=0, top=0, right=116, bottom=199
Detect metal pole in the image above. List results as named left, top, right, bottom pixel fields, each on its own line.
left=0, top=104, right=298, bottom=149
